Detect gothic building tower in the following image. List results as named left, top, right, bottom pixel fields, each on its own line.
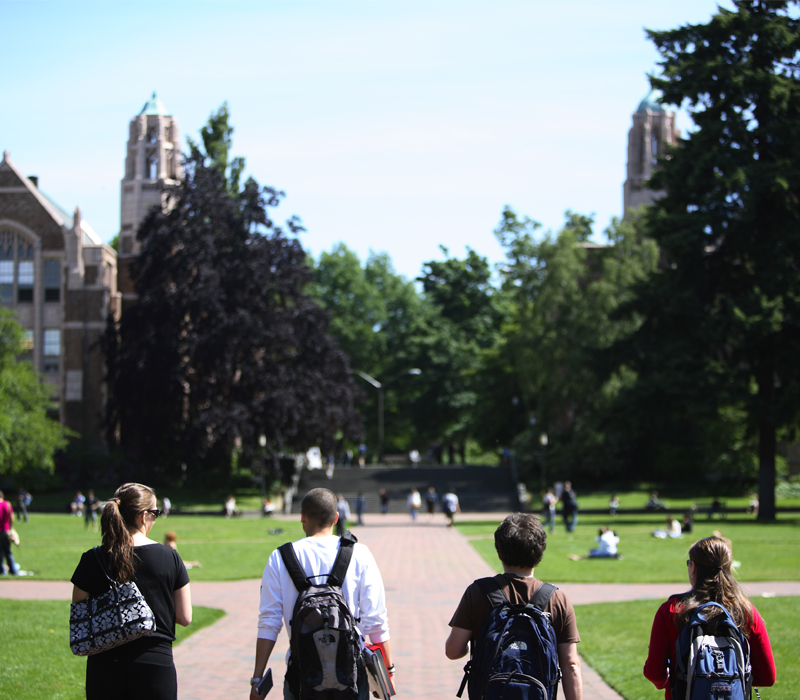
left=118, top=92, right=182, bottom=308
left=623, top=88, right=678, bottom=215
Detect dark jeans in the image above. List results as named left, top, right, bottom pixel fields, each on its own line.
left=563, top=510, right=578, bottom=532
left=0, top=531, right=17, bottom=575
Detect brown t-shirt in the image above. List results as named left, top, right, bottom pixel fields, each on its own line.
left=449, top=573, right=581, bottom=645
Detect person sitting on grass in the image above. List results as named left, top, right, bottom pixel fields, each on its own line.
left=653, top=516, right=682, bottom=539
left=163, top=531, right=202, bottom=569
left=568, top=526, right=621, bottom=560
left=646, top=491, right=667, bottom=511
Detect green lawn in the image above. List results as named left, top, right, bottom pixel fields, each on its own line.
left=27, top=486, right=275, bottom=514
left=576, top=596, right=799, bottom=700
left=8, top=513, right=305, bottom=581
left=544, top=490, right=800, bottom=512
left=8, top=509, right=800, bottom=584
left=458, top=512, right=800, bottom=583
left=0, top=600, right=225, bottom=700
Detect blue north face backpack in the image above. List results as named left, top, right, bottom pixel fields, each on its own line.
left=672, top=602, right=753, bottom=700
left=457, top=576, right=561, bottom=700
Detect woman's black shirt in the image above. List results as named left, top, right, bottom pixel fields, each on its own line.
left=71, top=543, right=189, bottom=663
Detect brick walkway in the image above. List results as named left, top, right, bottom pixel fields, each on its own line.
left=2, top=512, right=798, bottom=699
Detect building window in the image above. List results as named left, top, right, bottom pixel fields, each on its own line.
left=17, top=261, right=34, bottom=302
left=44, top=260, right=60, bottom=302
left=43, top=329, right=60, bottom=373
left=0, top=259, right=12, bottom=302
left=145, top=149, right=158, bottom=180
left=66, top=370, right=83, bottom=402
left=20, top=329, right=33, bottom=363
left=0, top=231, right=36, bottom=305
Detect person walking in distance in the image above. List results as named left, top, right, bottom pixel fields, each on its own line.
left=336, top=493, right=351, bottom=536
left=408, top=489, right=421, bottom=521
left=379, top=489, right=389, bottom=514
left=84, top=490, right=100, bottom=533
left=542, top=487, right=557, bottom=534
left=15, top=486, right=31, bottom=523
left=561, top=481, right=578, bottom=533
left=355, top=492, right=366, bottom=526
left=0, top=491, right=19, bottom=575
left=249, top=488, right=393, bottom=700
left=446, top=513, right=583, bottom=700
left=442, top=489, right=460, bottom=527
left=425, top=487, right=439, bottom=521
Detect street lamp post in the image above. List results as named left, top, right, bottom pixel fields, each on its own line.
left=354, top=368, right=421, bottom=464
left=259, top=434, right=267, bottom=500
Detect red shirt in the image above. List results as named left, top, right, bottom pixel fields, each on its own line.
left=0, top=500, right=11, bottom=532
left=643, top=596, right=776, bottom=700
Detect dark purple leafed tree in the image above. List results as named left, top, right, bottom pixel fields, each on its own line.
left=104, top=107, right=361, bottom=483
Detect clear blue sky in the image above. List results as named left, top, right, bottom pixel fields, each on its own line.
left=1, top=1, right=730, bottom=280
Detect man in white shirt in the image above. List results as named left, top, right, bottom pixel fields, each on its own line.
left=249, top=488, right=393, bottom=700
left=442, top=490, right=460, bottom=527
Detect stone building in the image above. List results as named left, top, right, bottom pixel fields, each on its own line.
left=118, top=92, right=182, bottom=309
left=0, top=93, right=182, bottom=450
left=0, top=152, right=118, bottom=445
left=623, top=88, right=678, bottom=214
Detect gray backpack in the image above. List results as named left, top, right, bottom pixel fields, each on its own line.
left=279, top=532, right=363, bottom=700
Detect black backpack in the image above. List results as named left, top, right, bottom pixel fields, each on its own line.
left=279, top=531, right=364, bottom=700
left=458, top=576, right=561, bottom=700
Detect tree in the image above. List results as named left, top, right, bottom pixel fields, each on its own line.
left=310, top=245, right=425, bottom=458
left=494, top=207, right=658, bottom=481
left=310, top=244, right=391, bottom=378
left=625, top=0, right=800, bottom=518
left=106, top=112, right=361, bottom=483
left=0, top=309, right=70, bottom=477
left=189, top=102, right=246, bottom=195
left=414, top=248, right=502, bottom=462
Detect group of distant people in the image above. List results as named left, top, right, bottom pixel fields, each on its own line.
left=407, top=487, right=460, bottom=524
left=541, top=480, right=579, bottom=533
left=332, top=487, right=462, bottom=530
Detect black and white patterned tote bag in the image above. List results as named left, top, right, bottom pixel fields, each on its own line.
left=69, top=547, right=156, bottom=656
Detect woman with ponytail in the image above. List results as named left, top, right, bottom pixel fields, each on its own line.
left=71, top=483, right=192, bottom=700
left=643, top=536, right=775, bottom=699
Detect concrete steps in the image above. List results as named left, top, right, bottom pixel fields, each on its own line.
left=292, top=464, right=519, bottom=514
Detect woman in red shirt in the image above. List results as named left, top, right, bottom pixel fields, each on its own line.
left=643, top=535, right=776, bottom=700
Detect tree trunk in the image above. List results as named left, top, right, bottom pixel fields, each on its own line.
left=757, top=370, right=777, bottom=521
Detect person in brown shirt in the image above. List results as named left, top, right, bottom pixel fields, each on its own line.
left=445, top=513, right=583, bottom=700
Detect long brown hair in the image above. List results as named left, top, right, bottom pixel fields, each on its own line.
left=100, top=483, right=156, bottom=583
left=676, top=536, right=753, bottom=636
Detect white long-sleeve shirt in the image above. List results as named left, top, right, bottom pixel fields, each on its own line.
left=257, top=535, right=390, bottom=646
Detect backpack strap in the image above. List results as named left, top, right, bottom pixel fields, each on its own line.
left=328, top=530, right=357, bottom=587
left=278, top=542, right=312, bottom=592
left=529, top=582, right=558, bottom=611
left=476, top=575, right=511, bottom=609
left=477, top=576, right=557, bottom=612
left=278, top=530, right=359, bottom=592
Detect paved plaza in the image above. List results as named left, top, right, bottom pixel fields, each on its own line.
left=2, top=512, right=798, bottom=699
